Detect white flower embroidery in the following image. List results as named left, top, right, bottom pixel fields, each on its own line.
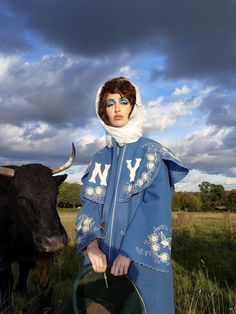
left=137, top=179, right=144, bottom=187
left=95, top=186, right=103, bottom=195
left=83, top=217, right=92, bottom=226
left=85, top=187, right=94, bottom=196
left=151, top=243, right=160, bottom=252
left=127, top=183, right=133, bottom=193
left=76, top=214, right=98, bottom=245
left=147, top=162, right=155, bottom=170
left=82, top=225, right=90, bottom=232
left=84, top=185, right=106, bottom=203
left=141, top=172, right=149, bottom=181
left=149, top=234, right=159, bottom=243
left=159, top=253, right=169, bottom=263
left=136, top=225, right=171, bottom=266
left=160, top=231, right=171, bottom=249
left=147, top=153, right=156, bottom=161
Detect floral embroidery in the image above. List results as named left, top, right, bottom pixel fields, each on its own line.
left=141, top=172, right=149, bottom=181
left=136, top=225, right=171, bottom=266
left=136, top=178, right=144, bottom=187
left=84, top=185, right=106, bottom=203
left=157, top=143, right=181, bottom=162
left=76, top=214, right=99, bottom=245
left=127, top=183, right=134, bottom=193
left=95, top=186, right=103, bottom=196
left=147, top=153, right=155, bottom=161
left=147, top=162, right=155, bottom=170
left=85, top=187, right=94, bottom=196
left=122, top=144, right=161, bottom=200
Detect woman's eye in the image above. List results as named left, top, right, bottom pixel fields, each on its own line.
left=105, top=99, right=116, bottom=107
left=119, top=98, right=129, bottom=105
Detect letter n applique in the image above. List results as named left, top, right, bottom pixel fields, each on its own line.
left=88, top=163, right=111, bottom=186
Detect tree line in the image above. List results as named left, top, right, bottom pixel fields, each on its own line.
left=57, top=181, right=236, bottom=212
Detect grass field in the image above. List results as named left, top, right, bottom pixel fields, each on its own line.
left=9, top=211, right=236, bottom=313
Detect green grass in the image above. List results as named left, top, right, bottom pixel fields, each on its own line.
left=7, top=212, right=236, bottom=313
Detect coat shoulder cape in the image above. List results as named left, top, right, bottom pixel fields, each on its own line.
left=80, top=137, right=188, bottom=204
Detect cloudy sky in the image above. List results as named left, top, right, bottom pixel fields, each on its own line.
left=1, top=0, right=236, bottom=191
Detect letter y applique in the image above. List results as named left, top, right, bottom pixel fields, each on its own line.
left=126, top=158, right=142, bottom=182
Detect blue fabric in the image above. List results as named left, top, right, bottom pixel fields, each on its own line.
left=75, top=136, right=188, bottom=312
left=128, top=262, right=175, bottom=314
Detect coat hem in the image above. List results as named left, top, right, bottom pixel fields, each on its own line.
left=132, top=258, right=170, bottom=273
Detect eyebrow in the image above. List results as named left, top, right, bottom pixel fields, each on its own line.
left=106, top=97, right=128, bottom=101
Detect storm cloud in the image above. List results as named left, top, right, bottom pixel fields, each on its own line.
left=0, top=1, right=236, bottom=189
left=3, top=0, right=236, bottom=86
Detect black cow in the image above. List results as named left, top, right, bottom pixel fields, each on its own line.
left=0, top=144, right=76, bottom=313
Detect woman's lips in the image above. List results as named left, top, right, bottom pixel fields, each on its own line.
left=114, top=115, right=123, bottom=120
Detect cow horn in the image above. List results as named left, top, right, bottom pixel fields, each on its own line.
left=51, top=143, right=76, bottom=174
left=0, top=166, right=15, bottom=177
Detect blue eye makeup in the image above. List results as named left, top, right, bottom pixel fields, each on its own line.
left=105, top=98, right=129, bottom=107
left=119, top=97, right=129, bottom=104
left=105, top=99, right=116, bottom=107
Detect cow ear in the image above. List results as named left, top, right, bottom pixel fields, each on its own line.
left=53, top=174, right=68, bottom=186
left=0, top=176, right=13, bottom=192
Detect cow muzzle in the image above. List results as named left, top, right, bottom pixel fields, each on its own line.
left=34, top=233, right=68, bottom=252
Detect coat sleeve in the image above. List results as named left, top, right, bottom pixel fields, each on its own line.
left=119, top=159, right=182, bottom=272
left=75, top=167, right=106, bottom=254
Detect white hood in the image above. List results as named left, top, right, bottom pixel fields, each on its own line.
left=95, top=80, right=143, bottom=147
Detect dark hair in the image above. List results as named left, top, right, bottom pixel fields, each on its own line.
left=98, top=77, right=136, bottom=126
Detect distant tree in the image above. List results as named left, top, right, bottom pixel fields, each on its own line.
left=173, top=192, right=202, bottom=212
left=226, top=189, right=236, bottom=212
left=198, top=181, right=212, bottom=211
left=210, top=183, right=226, bottom=206
left=198, top=181, right=226, bottom=211
left=57, top=182, right=81, bottom=208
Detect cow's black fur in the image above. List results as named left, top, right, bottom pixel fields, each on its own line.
left=0, top=164, right=68, bottom=312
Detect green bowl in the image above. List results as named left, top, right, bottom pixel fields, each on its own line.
left=72, top=266, right=147, bottom=314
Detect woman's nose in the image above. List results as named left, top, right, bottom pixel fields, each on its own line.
left=114, top=103, right=121, bottom=112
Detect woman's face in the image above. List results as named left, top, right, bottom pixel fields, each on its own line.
left=105, top=93, right=133, bottom=127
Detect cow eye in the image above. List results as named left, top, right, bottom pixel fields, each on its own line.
left=18, top=196, right=32, bottom=206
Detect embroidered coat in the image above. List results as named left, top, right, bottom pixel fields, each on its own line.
left=75, top=136, right=188, bottom=313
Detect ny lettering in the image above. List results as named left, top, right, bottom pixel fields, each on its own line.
left=88, top=158, right=142, bottom=185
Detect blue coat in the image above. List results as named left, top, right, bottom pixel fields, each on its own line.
left=75, top=136, right=188, bottom=313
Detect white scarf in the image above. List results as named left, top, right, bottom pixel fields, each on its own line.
left=95, top=80, right=143, bottom=147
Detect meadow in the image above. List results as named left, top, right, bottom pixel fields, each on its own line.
left=9, top=211, right=236, bottom=314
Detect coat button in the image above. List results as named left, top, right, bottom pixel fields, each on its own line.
left=100, top=221, right=106, bottom=230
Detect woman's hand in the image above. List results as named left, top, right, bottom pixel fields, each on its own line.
left=111, top=255, right=131, bottom=276
left=86, top=239, right=107, bottom=272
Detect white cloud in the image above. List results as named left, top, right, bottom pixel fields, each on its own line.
left=173, top=84, right=191, bottom=96
left=117, top=65, right=139, bottom=80
left=176, top=169, right=236, bottom=192
left=0, top=55, right=19, bottom=81
left=157, top=125, right=236, bottom=188
left=143, top=94, right=202, bottom=131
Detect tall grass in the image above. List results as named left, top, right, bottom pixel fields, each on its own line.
left=3, top=212, right=236, bottom=313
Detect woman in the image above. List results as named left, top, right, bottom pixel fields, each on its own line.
left=76, top=77, right=188, bottom=313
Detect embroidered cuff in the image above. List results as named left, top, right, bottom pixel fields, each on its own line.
left=76, top=214, right=101, bottom=253
left=75, top=214, right=107, bottom=253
